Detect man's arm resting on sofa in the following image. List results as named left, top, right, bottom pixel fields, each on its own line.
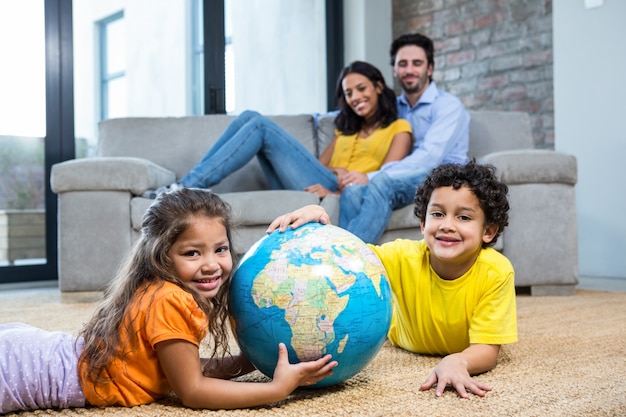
left=50, top=156, right=176, bottom=195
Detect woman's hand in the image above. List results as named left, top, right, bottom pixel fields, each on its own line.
left=336, top=170, right=368, bottom=190
left=267, top=205, right=331, bottom=234
left=304, top=184, right=338, bottom=198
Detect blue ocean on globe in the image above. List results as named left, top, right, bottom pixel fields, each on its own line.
left=229, top=222, right=392, bottom=388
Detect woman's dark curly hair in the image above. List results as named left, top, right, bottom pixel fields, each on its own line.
left=413, top=159, right=510, bottom=248
left=334, top=61, right=398, bottom=135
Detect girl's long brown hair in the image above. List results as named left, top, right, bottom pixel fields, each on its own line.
left=78, top=188, right=237, bottom=387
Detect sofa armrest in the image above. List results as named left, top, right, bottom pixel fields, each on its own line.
left=50, top=157, right=176, bottom=195
left=479, top=149, right=577, bottom=185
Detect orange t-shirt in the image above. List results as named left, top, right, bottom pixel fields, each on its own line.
left=79, top=281, right=208, bottom=407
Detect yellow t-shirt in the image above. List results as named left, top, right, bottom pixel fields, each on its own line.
left=79, top=281, right=208, bottom=407
left=328, top=119, right=412, bottom=173
left=370, top=239, right=518, bottom=356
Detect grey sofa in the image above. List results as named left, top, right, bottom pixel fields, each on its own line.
left=51, top=111, right=578, bottom=295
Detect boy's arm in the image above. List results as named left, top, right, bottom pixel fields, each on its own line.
left=266, top=205, right=331, bottom=234
left=420, top=343, right=500, bottom=399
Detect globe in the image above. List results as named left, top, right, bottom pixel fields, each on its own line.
left=229, top=222, right=392, bottom=388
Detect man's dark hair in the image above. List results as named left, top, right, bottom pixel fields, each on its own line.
left=390, top=33, right=435, bottom=83
left=413, top=159, right=510, bottom=248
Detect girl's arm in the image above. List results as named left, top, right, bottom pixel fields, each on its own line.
left=382, top=131, right=413, bottom=164
left=157, top=339, right=337, bottom=409
left=201, top=353, right=256, bottom=379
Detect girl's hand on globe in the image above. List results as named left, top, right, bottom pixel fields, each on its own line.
left=266, top=205, right=331, bottom=234
left=271, top=343, right=338, bottom=392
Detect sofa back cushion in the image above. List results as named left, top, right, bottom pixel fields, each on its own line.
left=98, top=114, right=316, bottom=193
left=468, top=110, right=533, bottom=158
left=316, top=113, right=337, bottom=155
left=316, top=110, right=533, bottom=162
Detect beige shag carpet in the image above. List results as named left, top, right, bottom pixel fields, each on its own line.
left=0, top=288, right=625, bottom=417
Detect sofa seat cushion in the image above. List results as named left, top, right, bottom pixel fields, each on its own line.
left=131, top=190, right=321, bottom=232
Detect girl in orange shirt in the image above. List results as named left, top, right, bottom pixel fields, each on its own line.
left=0, top=188, right=337, bottom=413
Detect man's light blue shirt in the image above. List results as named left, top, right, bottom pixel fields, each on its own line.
left=374, top=81, right=470, bottom=177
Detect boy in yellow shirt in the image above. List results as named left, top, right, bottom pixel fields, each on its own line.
left=268, top=159, right=518, bottom=398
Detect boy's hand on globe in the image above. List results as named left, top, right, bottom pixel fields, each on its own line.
left=271, top=343, right=337, bottom=392
left=266, top=205, right=331, bottom=234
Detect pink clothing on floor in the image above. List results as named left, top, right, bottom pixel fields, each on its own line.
left=0, top=323, right=86, bottom=413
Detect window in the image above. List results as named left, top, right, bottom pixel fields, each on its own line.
left=98, top=11, right=126, bottom=120
left=0, top=0, right=73, bottom=285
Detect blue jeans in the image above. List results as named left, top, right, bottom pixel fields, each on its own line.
left=339, top=170, right=429, bottom=243
left=181, top=110, right=338, bottom=191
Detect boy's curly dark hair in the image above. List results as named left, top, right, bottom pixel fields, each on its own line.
left=413, top=159, right=510, bottom=248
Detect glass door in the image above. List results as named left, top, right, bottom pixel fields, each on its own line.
left=0, top=1, right=47, bottom=274
left=0, top=0, right=72, bottom=285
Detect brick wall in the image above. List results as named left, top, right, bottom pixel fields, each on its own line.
left=392, top=0, right=553, bottom=148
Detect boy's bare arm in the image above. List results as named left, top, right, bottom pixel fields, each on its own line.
left=267, top=205, right=331, bottom=234
left=420, top=344, right=500, bottom=399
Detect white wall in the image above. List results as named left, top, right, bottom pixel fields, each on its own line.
left=73, top=0, right=190, bottom=150
left=343, top=0, right=393, bottom=86
left=554, top=0, right=626, bottom=278
left=229, top=0, right=326, bottom=115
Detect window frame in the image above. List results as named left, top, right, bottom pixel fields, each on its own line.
left=98, top=10, right=125, bottom=121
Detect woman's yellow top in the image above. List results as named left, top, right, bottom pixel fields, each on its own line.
left=328, top=119, right=412, bottom=173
